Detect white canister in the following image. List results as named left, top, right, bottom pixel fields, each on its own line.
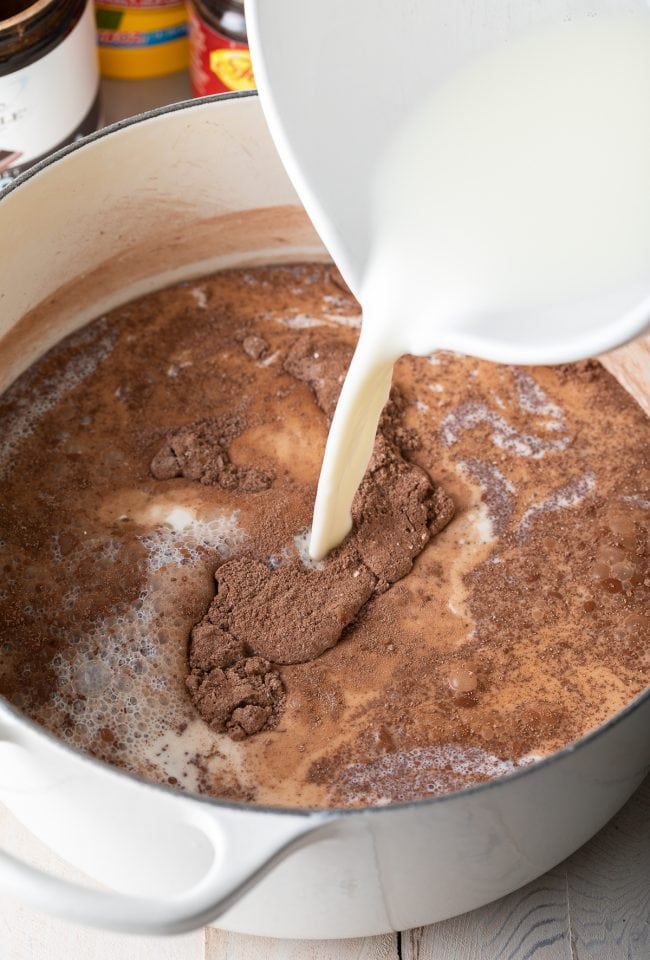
left=0, top=0, right=100, bottom=187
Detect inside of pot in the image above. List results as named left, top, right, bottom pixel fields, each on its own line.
left=0, top=104, right=649, bottom=811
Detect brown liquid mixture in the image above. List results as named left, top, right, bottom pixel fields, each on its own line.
left=0, top=264, right=648, bottom=808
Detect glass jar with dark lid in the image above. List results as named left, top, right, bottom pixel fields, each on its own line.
left=192, top=0, right=247, bottom=44
left=188, top=0, right=255, bottom=97
left=0, top=0, right=100, bottom=185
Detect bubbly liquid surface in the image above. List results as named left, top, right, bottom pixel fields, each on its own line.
left=309, top=13, right=650, bottom=560
left=0, top=264, right=648, bottom=808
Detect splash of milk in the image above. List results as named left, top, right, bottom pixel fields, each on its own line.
left=308, top=14, right=650, bottom=560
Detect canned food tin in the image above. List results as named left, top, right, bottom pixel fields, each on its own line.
left=188, top=0, right=255, bottom=97
left=96, top=1, right=189, bottom=79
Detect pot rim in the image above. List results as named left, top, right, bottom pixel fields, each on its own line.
left=0, top=89, right=648, bottom=821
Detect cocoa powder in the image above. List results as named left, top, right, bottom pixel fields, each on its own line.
left=184, top=337, right=454, bottom=737
left=151, top=415, right=272, bottom=492
left=0, top=263, right=647, bottom=809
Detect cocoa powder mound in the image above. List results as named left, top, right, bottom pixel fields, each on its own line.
left=205, top=555, right=376, bottom=666
left=150, top=415, right=272, bottom=492
left=186, top=623, right=285, bottom=740
left=241, top=335, right=268, bottom=361
left=186, top=334, right=455, bottom=738
left=283, top=334, right=352, bottom=419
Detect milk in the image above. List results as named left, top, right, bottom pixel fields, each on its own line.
left=309, top=14, right=650, bottom=560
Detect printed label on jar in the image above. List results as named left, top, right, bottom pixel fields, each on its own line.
left=188, top=4, right=255, bottom=96
left=97, top=24, right=188, bottom=48
left=0, top=2, right=99, bottom=176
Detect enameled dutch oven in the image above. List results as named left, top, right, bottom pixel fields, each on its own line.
left=0, top=93, right=648, bottom=939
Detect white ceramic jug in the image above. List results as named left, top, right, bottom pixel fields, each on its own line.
left=247, top=0, right=650, bottom=360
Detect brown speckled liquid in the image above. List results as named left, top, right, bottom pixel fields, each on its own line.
left=0, top=264, right=648, bottom=808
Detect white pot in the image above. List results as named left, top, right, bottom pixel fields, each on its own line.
left=0, top=93, right=648, bottom=940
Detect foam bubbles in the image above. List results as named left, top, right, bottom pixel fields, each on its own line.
left=622, top=495, right=650, bottom=510
left=338, top=744, right=534, bottom=804
left=293, top=528, right=325, bottom=570
left=0, top=322, right=117, bottom=479
left=43, top=575, right=234, bottom=790
left=517, top=472, right=596, bottom=541
left=513, top=369, right=564, bottom=419
left=73, top=660, right=112, bottom=696
left=441, top=402, right=571, bottom=458
left=103, top=495, right=246, bottom=573
left=277, top=313, right=324, bottom=329
left=30, top=497, right=249, bottom=791
left=164, top=507, right=196, bottom=531
left=458, top=459, right=515, bottom=536
left=139, top=512, right=245, bottom=573
left=324, top=312, right=362, bottom=328
left=191, top=287, right=208, bottom=309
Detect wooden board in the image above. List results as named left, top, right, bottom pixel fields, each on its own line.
left=602, top=334, right=650, bottom=415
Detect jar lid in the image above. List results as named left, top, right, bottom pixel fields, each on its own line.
left=1, top=0, right=53, bottom=32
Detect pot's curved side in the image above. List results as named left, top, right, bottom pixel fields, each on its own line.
left=2, top=689, right=648, bottom=939
left=367, top=691, right=650, bottom=934
left=0, top=93, right=326, bottom=394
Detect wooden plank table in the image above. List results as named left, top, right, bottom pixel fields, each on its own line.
left=1, top=775, right=648, bottom=959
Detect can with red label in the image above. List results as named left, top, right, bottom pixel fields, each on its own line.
left=188, top=0, right=255, bottom=97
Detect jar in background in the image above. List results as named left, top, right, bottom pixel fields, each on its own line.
left=188, top=0, right=255, bottom=97
left=95, top=1, right=189, bottom=79
left=0, top=0, right=100, bottom=186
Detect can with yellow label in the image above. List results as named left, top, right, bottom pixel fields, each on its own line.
left=95, top=1, right=189, bottom=79
left=188, top=0, right=255, bottom=97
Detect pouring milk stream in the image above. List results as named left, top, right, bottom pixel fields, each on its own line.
left=308, top=14, right=650, bottom=561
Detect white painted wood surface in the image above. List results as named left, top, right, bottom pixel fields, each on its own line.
left=401, top=776, right=650, bottom=960
left=0, top=776, right=648, bottom=959
left=602, top=336, right=650, bottom=417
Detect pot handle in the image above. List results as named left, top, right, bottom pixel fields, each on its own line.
left=0, top=809, right=330, bottom=936
left=0, top=724, right=333, bottom=935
